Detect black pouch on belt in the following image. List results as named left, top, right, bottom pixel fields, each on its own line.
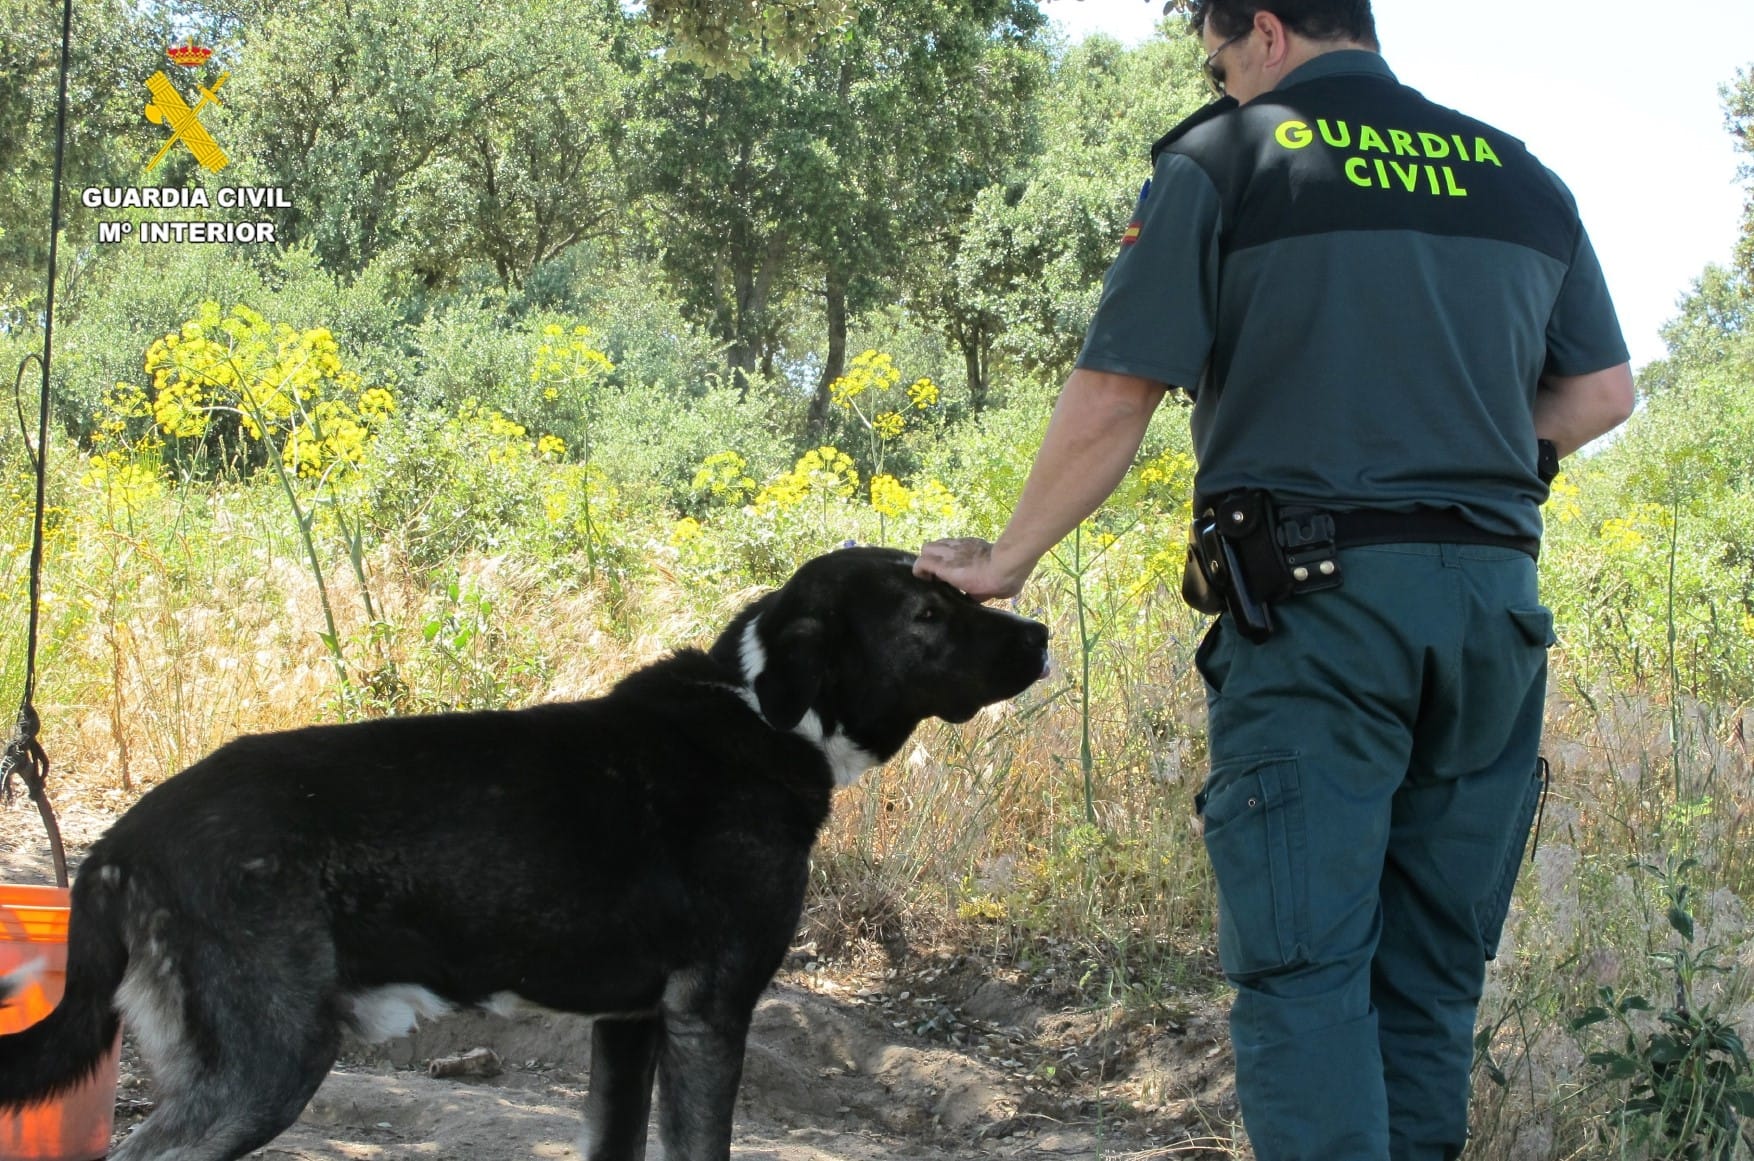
left=1182, top=490, right=1292, bottom=641
left=1180, top=522, right=1226, bottom=616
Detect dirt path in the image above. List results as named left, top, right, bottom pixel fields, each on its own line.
left=128, top=972, right=1245, bottom=1161
left=7, top=803, right=1248, bottom=1161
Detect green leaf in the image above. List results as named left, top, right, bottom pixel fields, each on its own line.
left=1711, top=1027, right=1750, bottom=1066
left=1647, top=1036, right=1687, bottom=1065
left=1669, top=903, right=1696, bottom=943
left=1588, top=1051, right=1641, bottom=1080
left=1572, top=1007, right=1612, bottom=1030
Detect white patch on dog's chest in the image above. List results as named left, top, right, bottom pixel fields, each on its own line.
left=741, top=611, right=876, bottom=784
left=739, top=618, right=767, bottom=682
left=794, top=710, right=879, bottom=787
left=735, top=618, right=767, bottom=714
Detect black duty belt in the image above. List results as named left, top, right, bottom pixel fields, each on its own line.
left=1301, top=507, right=1540, bottom=560
left=1185, top=494, right=1541, bottom=642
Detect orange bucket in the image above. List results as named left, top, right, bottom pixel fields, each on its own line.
left=0, top=884, right=120, bottom=1161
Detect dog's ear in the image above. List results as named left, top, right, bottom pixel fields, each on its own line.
left=753, top=616, right=828, bottom=731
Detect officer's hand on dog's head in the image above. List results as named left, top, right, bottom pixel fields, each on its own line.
left=914, top=538, right=1028, bottom=603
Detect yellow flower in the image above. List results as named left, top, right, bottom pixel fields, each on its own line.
left=752, top=447, right=858, bottom=512
left=693, top=451, right=756, bottom=502
left=1599, top=517, right=1644, bottom=552
left=873, top=411, right=906, bottom=440
left=537, top=434, right=567, bottom=460
left=357, top=387, right=397, bottom=417
left=530, top=321, right=615, bottom=390
left=79, top=451, right=163, bottom=515
left=753, top=474, right=808, bottom=512
left=956, top=895, right=1008, bottom=922
left=128, top=302, right=394, bottom=481
left=915, top=478, right=961, bottom=520
left=907, top=377, right=939, bottom=410
left=152, top=383, right=210, bottom=439
left=488, top=413, right=527, bottom=439
left=1544, top=473, right=1582, bottom=523
left=870, top=474, right=913, bottom=517
left=670, top=516, right=705, bottom=546
left=798, top=446, right=858, bottom=494
left=829, top=350, right=901, bottom=408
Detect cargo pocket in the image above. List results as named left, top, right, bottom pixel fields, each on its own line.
left=1194, top=619, right=1231, bottom=697
left=1509, top=606, right=1557, bottom=649
left=1476, top=759, right=1546, bottom=960
left=1199, top=753, right=1309, bottom=980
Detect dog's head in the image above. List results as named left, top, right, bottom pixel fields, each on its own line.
left=711, top=547, right=1049, bottom=783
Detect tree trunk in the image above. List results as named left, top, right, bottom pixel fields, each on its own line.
left=962, top=329, right=990, bottom=413
left=948, top=304, right=994, bottom=413
left=729, top=233, right=788, bottom=395
left=808, top=270, right=848, bottom=440
left=728, top=264, right=760, bottom=395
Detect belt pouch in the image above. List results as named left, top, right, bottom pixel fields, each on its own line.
left=1212, top=490, right=1294, bottom=603
left=1182, top=523, right=1227, bottom=615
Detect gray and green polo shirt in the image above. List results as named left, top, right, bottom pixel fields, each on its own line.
left=1076, top=50, right=1628, bottom=540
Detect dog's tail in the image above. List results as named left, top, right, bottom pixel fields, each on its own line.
left=0, top=862, right=127, bottom=1110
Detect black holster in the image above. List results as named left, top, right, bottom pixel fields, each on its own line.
left=1181, top=490, right=1342, bottom=642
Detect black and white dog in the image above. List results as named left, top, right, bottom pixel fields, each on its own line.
left=0, top=546, right=1048, bottom=1161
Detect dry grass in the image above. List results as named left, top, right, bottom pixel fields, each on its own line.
left=9, top=488, right=1754, bottom=1159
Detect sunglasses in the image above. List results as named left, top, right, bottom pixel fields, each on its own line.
left=1202, top=29, right=1251, bottom=97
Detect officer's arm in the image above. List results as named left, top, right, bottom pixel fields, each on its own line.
left=1535, top=362, right=1635, bottom=458
left=915, top=369, right=1164, bottom=599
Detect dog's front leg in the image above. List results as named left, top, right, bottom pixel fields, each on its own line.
left=580, top=1015, right=662, bottom=1161
left=654, top=1007, right=751, bottom=1161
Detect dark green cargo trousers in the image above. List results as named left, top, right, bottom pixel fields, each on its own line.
left=1195, top=543, right=1552, bottom=1161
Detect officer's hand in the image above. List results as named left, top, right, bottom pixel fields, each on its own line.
left=913, top=537, right=1030, bottom=602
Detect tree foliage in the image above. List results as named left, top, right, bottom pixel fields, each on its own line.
left=1581, top=88, right=1754, bottom=704
left=917, top=29, right=1207, bottom=396
left=635, top=0, right=1050, bottom=411
left=1724, top=65, right=1754, bottom=280
left=641, top=0, right=854, bottom=74
left=228, top=0, right=637, bottom=288
left=0, top=0, right=170, bottom=306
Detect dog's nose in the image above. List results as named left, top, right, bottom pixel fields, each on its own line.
left=1025, top=621, right=1051, bottom=679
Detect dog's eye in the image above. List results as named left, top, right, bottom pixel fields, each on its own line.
left=916, top=606, right=938, bottom=622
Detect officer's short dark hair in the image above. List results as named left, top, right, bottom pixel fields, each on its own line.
left=1191, top=0, right=1379, bottom=50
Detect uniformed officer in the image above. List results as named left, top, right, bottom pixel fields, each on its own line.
left=914, top=2, right=1635, bottom=1158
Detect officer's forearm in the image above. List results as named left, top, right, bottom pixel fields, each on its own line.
left=1535, top=362, right=1636, bottom=458
left=990, top=369, right=1165, bottom=582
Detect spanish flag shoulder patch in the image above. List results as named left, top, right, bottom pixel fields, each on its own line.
left=1119, top=177, right=1151, bottom=247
